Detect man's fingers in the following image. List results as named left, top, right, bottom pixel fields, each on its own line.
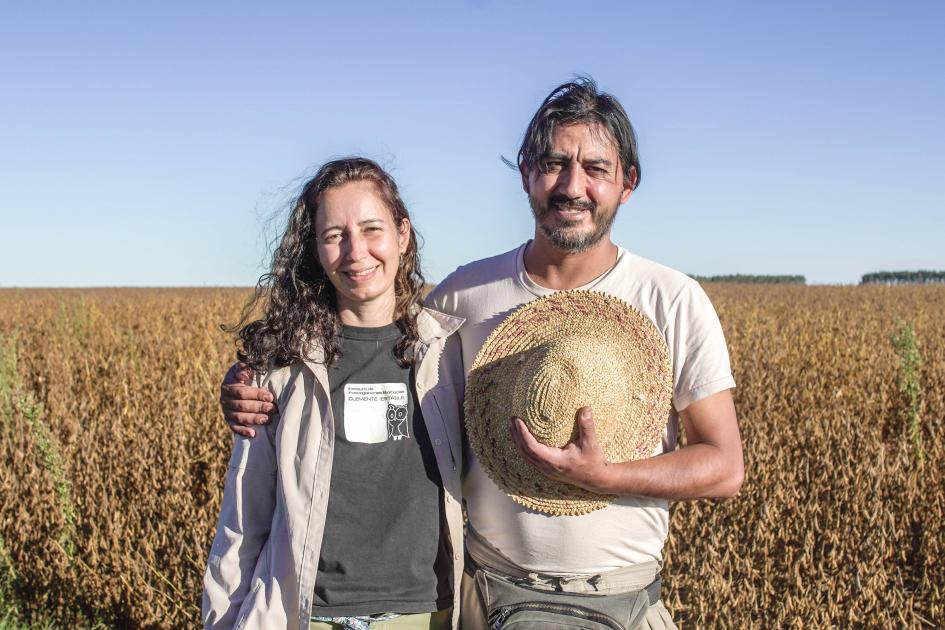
left=511, top=428, right=546, bottom=470
left=223, top=361, right=254, bottom=386
left=221, top=397, right=275, bottom=416
left=234, top=364, right=253, bottom=384
left=508, top=417, right=534, bottom=454
left=575, top=406, right=599, bottom=445
left=510, top=417, right=559, bottom=466
left=222, top=396, right=275, bottom=414
left=221, top=384, right=274, bottom=403
left=512, top=417, right=541, bottom=455
left=226, top=410, right=270, bottom=426
left=220, top=362, right=273, bottom=433
left=507, top=416, right=524, bottom=450
left=227, top=422, right=257, bottom=439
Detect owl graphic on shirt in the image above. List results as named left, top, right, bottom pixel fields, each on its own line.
left=386, top=403, right=410, bottom=440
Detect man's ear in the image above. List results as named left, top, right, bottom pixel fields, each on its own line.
left=521, top=167, right=532, bottom=195
left=619, top=166, right=637, bottom=204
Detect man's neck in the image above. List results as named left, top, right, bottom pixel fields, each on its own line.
left=522, top=232, right=619, bottom=290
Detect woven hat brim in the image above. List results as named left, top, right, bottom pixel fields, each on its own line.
left=465, top=290, right=673, bottom=516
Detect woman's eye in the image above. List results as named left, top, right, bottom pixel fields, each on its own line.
left=322, top=233, right=342, bottom=244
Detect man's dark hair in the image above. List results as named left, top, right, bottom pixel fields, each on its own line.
left=515, top=76, right=641, bottom=190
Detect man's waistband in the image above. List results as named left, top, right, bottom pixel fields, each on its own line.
left=465, top=525, right=662, bottom=601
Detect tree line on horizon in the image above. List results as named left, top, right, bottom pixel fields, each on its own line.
left=686, top=270, right=945, bottom=286
left=689, top=274, right=806, bottom=284
left=861, top=270, right=945, bottom=285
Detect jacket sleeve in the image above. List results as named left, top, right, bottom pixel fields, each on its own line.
left=202, top=372, right=278, bottom=629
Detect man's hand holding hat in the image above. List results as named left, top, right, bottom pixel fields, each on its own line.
left=509, top=406, right=611, bottom=494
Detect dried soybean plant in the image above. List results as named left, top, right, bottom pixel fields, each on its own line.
left=664, top=284, right=943, bottom=628
left=0, top=285, right=942, bottom=628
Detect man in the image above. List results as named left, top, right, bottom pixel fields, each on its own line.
left=222, top=78, right=743, bottom=628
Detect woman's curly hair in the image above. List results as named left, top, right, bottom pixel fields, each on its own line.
left=227, top=157, right=426, bottom=371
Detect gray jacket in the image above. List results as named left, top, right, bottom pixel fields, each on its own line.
left=203, top=308, right=466, bottom=629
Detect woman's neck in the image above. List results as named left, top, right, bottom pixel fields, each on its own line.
left=337, top=293, right=397, bottom=328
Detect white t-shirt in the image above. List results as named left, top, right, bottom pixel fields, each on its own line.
left=428, top=242, right=736, bottom=574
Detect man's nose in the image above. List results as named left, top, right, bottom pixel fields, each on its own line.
left=556, top=163, right=587, bottom=200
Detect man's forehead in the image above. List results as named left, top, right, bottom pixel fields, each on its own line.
left=545, top=122, right=619, bottom=160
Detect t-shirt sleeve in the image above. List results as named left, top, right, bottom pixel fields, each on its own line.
left=669, top=282, right=736, bottom=411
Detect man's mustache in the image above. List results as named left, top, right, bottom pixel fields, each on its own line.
left=547, top=195, right=596, bottom=213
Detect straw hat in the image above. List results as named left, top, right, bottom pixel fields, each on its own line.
left=465, top=290, right=673, bottom=516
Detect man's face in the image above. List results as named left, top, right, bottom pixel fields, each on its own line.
left=524, top=122, right=635, bottom=253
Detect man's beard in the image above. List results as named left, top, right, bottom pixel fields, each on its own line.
left=530, top=194, right=617, bottom=253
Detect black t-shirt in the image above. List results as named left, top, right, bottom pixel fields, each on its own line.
left=312, top=323, right=451, bottom=616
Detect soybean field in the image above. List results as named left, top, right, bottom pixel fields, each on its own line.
left=0, top=285, right=941, bottom=628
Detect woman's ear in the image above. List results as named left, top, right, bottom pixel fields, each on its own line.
left=398, top=218, right=411, bottom=254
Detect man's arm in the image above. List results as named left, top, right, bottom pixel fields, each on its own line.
left=509, top=389, right=744, bottom=500
left=220, top=362, right=278, bottom=438
left=204, top=373, right=278, bottom=628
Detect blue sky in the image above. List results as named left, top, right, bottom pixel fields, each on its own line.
left=1, top=1, right=943, bottom=286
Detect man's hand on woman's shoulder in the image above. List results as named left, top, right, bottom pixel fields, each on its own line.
left=220, top=362, right=278, bottom=438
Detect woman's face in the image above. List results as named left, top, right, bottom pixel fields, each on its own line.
left=315, top=180, right=409, bottom=322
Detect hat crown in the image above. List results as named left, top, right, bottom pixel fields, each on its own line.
left=511, top=334, right=630, bottom=449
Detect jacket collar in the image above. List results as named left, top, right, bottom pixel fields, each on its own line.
left=417, top=307, right=464, bottom=346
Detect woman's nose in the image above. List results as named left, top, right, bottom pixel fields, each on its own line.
left=343, top=234, right=369, bottom=261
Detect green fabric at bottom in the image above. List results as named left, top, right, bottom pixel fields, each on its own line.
left=309, top=608, right=452, bottom=630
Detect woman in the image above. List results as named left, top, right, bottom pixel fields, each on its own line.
left=203, top=158, right=465, bottom=630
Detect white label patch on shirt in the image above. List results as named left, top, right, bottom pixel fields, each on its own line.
left=343, top=383, right=411, bottom=443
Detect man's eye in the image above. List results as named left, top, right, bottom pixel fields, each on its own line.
left=544, top=161, right=563, bottom=172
